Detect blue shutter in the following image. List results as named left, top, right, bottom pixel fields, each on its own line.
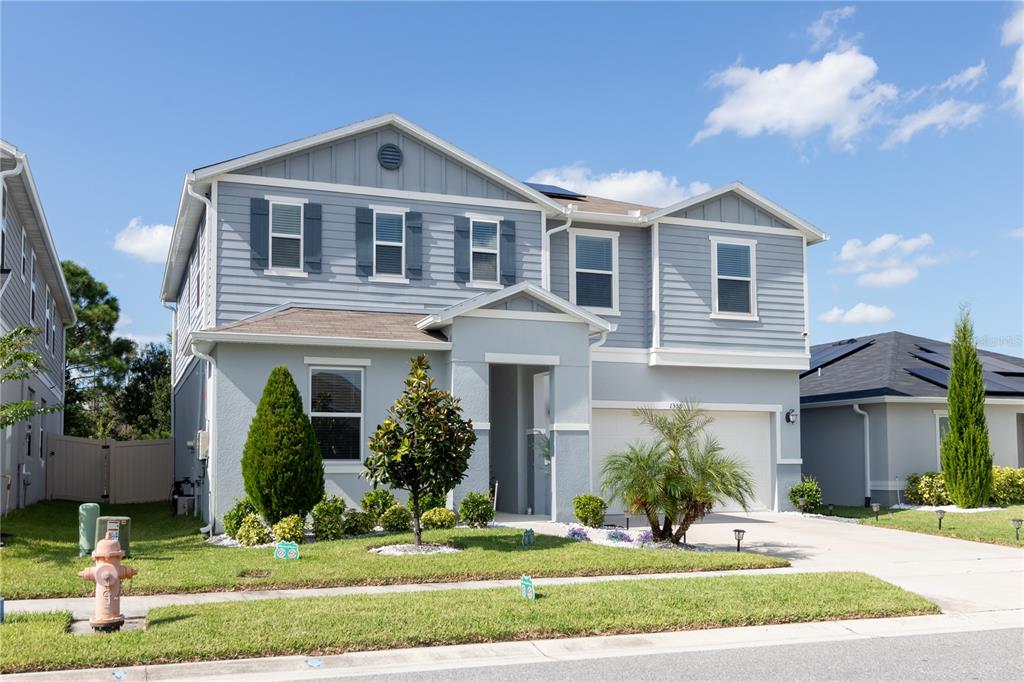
left=499, top=220, right=516, bottom=285
left=249, top=198, right=269, bottom=271
left=454, top=215, right=470, bottom=282
left=303, top=203, right=322, bottom=273
left=405, top=212, right=423, bottom=280
left=355, top=207, right=373, bottom=277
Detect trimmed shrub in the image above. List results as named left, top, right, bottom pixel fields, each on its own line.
left=458, top=491, right=494, bottom=528
left=380, top=504, right=413, bottom=533
left=567, top=526, right=590, bottom=542
left=572, top=494, right=608, bottom=527
left=236, top=513, right=271, bottom=547
left=223, top=498, right=258, bottom=539
left=361, top=488, right=397, bottom=524
left=310, top=496, right=347, bottom=541
left=990, top=466, right=1024, bottom=506
left=272, top=514, right=305, bottom=543
left=788, top=476, right=823, bottom=512
left=241, top=366, right=324, bottom=523
left=607, top=529, right=632, bottom=543
left=905, top=472, right=950, bottom=506
left=408, top=491, right=448, bottom=514
left=421, top=507, right=457, bottom=530
left=341, top=510, right=375, bottom=536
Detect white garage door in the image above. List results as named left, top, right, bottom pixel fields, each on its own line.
left=590, top=409, right=774, bottom=512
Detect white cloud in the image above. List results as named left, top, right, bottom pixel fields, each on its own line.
left=808, top=6, right=859, bottom=52
left=114, top=316, right=166, bottom=346
left=819, top=303, right=895, bottom=324
left=113, top=217, right=173, bottom=263
left=1006, top=227, right=1024, bottom=239
left=693, top=49, right=898, bottom=149
left=938, top=60, right=986, bottom=92
left=834, top=232, right=946, bottom=288
left=527, top=163, right=710, bottom=208
left=881, top=99, right=985, bottom=149
left=1001, top=7, right=1024, bottom=113
left=856, top=267, right=918, bottom=287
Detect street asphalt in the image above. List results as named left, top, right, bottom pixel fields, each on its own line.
left=329, top=628, right=1024, bottom=682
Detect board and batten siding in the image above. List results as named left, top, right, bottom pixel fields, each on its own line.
left=548, top=223, right=651, bottom=348
left=657, top=223, right=805, bottom=353
left=668, top=190, right=791, bottom=229
left=235, top=125, right=531, bottom=204
left=215, top=181, right=543, bottom=325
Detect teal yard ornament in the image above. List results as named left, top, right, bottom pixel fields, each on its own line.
left=522, top=528, right=536, bottom=547
left=274, top=540, right=300, bottom=560
left=520, top=574, right=536, bottom=600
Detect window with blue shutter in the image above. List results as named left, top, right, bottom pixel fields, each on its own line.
left=712, top=239, right=756, bottom=317
left=571, top=231, right=617, bottom=311
left=471, top=220, right=499, bottom=283
left=373, top=211, right=405, bottom=277
left=269, top=201, right=304, bottom=270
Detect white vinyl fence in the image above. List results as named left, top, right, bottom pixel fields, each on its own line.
left=46, top=435, right=173, bottom=503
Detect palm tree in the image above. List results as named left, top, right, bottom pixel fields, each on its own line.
left=601, top=441, right=672, bottom=540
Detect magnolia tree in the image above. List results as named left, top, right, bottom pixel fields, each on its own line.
left=364, top=355, right=476, bottom=545
left=1, top=327, right=60, bottom=429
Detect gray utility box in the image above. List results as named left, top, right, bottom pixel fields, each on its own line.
left=95, top=516, right=132, bottom=558
left=79, top=503, right=101, bottom=556
left=175, top=495, right=195, bottom=516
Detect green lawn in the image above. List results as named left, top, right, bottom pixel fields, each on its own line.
left=829, top=504, right=1024, bottom=547
left=0, top=572, right=937, bottom=673
left=0, top=501, right=786, bottom=599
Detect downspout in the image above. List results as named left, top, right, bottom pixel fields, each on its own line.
left=542, top=207, right=574, bottom=290
left=853, top=404, right=871, bottom=507
left=192, top=341, right=216, bottom=535
left=186, top=175, right=214, bottom=326
left=0, top=152, right=26, bottom=307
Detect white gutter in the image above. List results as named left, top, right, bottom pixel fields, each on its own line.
left=852, top=404, right=871, bottom=506
left=0, top=152, right=25, bottom=307
left=542, top=208, right=573, bottom=290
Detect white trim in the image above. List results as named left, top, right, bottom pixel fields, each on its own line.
left=464, top=211, right=503, bottom=222
left=268, top=200, right=304, bottom=271
left=324, top=461, right=366, bottom=475
left=649, top=346, right=809, bottom=370
left=473, top=422, right=491, bottom=431
left=550, top=423, right=590, bottom=431
left=308, top=365, right=365, bottom=465
left=802, top=396, right=1024, bottom=409
left=710, top=235, right=758, bottom=321
left=263, top=268, right=308, bottom=278
left=304, top=356, right=372, bottom=367
left=470, top=217, right=501, bottom=285
left=368, top=274, right=410, bottom=285
left=934, top=410, right=949, bottom=471
left=209, top=180, right=219, bottom=328
left=569, top=227, right=619, bottom=316
left=368, top=204, right=410, bottom=214
left=191, top=330, right=451, bottom=351
left=485, top=352, right=560, bottom=366
left=461, top=309, right=577, bottom=324
left=801, top=234, right=809, bottom=355
left=651, top=222, right=661, bottom=348
left=467, top=281, right=503, bottom=290
left=593, top=400, right=782, bottom=412
left=655, top=216, right=809, bottom=240
left=372, top=208, right=406, bottom=279
left=264, top=194, right=308, bottom=205
left=591, top=346, right=648, bottom=364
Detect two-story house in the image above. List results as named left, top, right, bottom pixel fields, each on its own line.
left=1, top=140, right=76, bottom=513
left=162, top=114, right=827, bottom=528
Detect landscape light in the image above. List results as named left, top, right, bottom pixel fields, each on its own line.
left=1012, top=518, right=1023, bottom=542
left=798, top=496, right=806, bottom=514
left=733, top=528, right=746, bottom=553
left=936, top=509, right=946, bottom=530
left=871, top=502, right=881, bottom=522
left=828, top=504, right=834, bottom=516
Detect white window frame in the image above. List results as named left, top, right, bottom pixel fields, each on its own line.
left=569, top=228, right=619, bottom=315
left=933, top=409, right=949, bottom=470
left=44, top=288, right=51, bottom=348
left=29, top=250, right=36, bottom=322
left=308, top=365, right=365, bottom=471
left=710, top=235, right=758, bottom=321
left=267, top=198, right=306, bottom=273
left=469, top=214, right=502, bottom=289
left=369, top=205, right=409, bottom=284
left=21, top=228, right=27, bottom=280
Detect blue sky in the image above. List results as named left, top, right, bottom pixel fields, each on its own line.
left=3, top=1, right=1022, bottom=353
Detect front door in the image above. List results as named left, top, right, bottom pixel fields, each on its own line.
left=527, top=372, right=552, bottom=516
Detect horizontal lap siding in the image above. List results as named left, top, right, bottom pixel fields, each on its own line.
left=659, top=223, right=805, bottom=353
left=173, top=221, right=205, bottom=384
left=216, top=182, right=542, bottom=324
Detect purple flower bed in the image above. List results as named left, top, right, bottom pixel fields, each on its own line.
left=639, top=530, right=654, bottom=544
left=566, top=526, right=590, bottom=542
left=606, top=529, right=632, bottom=543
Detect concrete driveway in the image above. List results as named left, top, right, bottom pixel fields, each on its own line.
left=499, top=511, right=1024, bottom=615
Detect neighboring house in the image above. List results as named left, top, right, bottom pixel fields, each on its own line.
left=0, top=140, right=76, bottom=514
left=162, top=113, right=827, bottom=528
left=800, top=331, right=1024, bottom=506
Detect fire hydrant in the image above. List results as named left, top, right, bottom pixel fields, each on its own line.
left=78, top=531, right=137, bottom=631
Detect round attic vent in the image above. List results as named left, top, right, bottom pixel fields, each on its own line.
left=377, top=143, right=403, bottom=170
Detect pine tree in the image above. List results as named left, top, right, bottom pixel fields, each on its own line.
left=241, top=366, right=324, bottom=524
left=940, top=306, right=992, bottom=507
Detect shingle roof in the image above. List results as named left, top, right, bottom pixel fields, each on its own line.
left=800, top=331, right=1024, bottom=403
left=548, top=194, right=655, bottom=215
left=209, top=307, right=449, bottom=344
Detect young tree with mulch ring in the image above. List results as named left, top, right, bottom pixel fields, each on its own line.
left=364, top=355, right=476, bottom=545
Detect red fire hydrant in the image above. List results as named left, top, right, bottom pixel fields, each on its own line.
left=78, top=531, right=137, bottom=631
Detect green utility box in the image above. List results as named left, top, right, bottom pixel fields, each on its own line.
left=95, top=516, right=132, bottom=558
left=79, top=503, right=100, bottom=556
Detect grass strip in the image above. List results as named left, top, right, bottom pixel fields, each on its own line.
left=829, top=504, right=1024, bottom=547
left=0, top=572, right=938, bottom=673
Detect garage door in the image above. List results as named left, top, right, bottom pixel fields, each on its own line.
left=590, top=409, right=773, bottom=512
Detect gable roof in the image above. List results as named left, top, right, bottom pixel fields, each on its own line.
left=645, top=182, right=828, bottom=245
left=800, top=331, right=1024, bottom=403
left=416, top=281, right=614, bottom=335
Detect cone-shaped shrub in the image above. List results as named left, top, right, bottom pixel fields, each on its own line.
left=241, top=366, right=324, bottom=523
left=940, top=307, right=992, bottom=508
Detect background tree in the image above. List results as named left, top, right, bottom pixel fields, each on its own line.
left=241, top=366, right=324, bottom=523
left=1, top=327, right=61, bottom=428
left=365, top=355, right=476, bottom=545
left=112, top=342, right=171, bottom=439
left=940, top=306, right=993, bottom=507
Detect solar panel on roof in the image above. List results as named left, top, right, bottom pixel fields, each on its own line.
left=802, top=339, right=874, bottom=377
left=905, top=367, right=1024, bottom=395
left=912, top=348, right=1024, bottom=375
left=523, top=182, right=586, bottom=199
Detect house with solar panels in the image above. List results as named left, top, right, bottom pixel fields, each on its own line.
left=800, top=331, right=1024, bottom=507
left=162, top=113, right=829, bottom=529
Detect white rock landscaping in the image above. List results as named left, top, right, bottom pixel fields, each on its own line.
left=370, top=543, right=462, bottom=556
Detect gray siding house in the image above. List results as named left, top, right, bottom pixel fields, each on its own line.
left=1, top=140, right=76, bottom=513
left=801, top=332, right=1024, bottom=506
left=162, top=114, right=827, bottom=528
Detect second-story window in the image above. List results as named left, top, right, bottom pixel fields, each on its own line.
left=192, top=251, right=201, bottom=313
left=471, top=219, right=500, bottom=285
left=30, top=251, right=36, bottom=322
left=711, top=237, right=757, bottom=319
left=373, top=210, right=405, bottom=278
left=269, top=201, right=303, bottom=270
left=570, top=229, right=618, bottom=314
left=21, top=228, right=27, bottom=280
left=44, top=288, right=51, bottom=348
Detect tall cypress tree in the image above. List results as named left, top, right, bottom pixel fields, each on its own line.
left=940, top=307, right=992, bottom=507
